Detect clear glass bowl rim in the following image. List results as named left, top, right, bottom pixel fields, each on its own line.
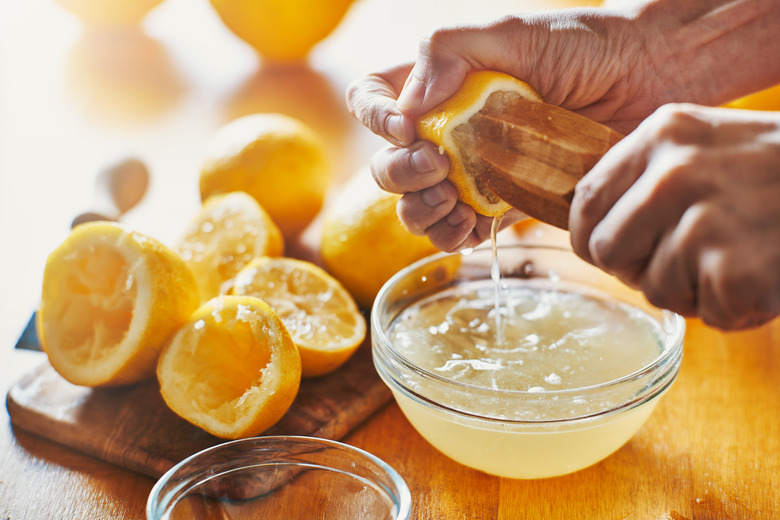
left=146, top=435, right=412, bottom=520
left=371, top=243, right=686, bottom=424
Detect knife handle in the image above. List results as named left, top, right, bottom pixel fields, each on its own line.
left=71, top=157, right=150, bottom=228
left=474, top=100, right=623, bottom=230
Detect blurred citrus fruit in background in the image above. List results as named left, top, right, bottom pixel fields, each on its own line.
left=53, top=0, right=163, bottom=25
left=222, top=65, right=356, bottom=182
left=208, top=0, right=355, bottom=61
left=66, top=29, right=184, bottom=124
left=416, top=70, right=543, bottom=217
left=199, top=113, right=331, bottom=238
left=320, top=167, right=440, bottom=309
left=232, top=257, right=366, bottom=377
left=39, top=222, right=200, bottom=387
left=724, top=83, right=780, bottom=111
left=176, top=191, right=284, bottom=303
left=157, top=295, right=301, bottom=439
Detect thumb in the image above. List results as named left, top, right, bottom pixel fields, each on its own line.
left=396, top=22, right=524, bottom=116
left=396, top=44, right=469, bottom=116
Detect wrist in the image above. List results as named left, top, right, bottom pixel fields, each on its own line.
left=633, top=0, right=780, bottom=106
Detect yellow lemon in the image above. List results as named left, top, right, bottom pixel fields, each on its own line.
left=320, top=167, right=440, bottom=308
left=232, top=256, right=366, bottom=377
left=38, top=221, right=199, bottom=387
left=725, top=83, right=780, bottom=111
left=208, top=0, right=355, bottom=61
left=53, top=0, right=163, bottom=25
left=416, top=70, right=543, bottom=217
left=157, top=295, right=301, bottom=439
left=199, top=113, right=331, bottom=238
left=176, top=191, right=284, bottom=303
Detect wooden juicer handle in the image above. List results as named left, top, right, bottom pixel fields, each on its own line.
left=473, top=99, right=624, bottom=230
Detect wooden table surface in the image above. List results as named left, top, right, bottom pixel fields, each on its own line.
left=1, top=0, right=778, bottom=519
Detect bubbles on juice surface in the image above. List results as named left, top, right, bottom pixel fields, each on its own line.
left=387, top=279, right=663, bottom=393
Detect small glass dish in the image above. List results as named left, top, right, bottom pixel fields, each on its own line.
left=147, top=435, right=411, bottom=520
left=372, top=243, right=685, bottom=479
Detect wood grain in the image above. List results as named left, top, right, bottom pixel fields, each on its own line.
left=6, top=336, right=391, bottom=479
left=473, top=100, right=623, bottom=229
left=4, top=224, right=780, bottom=519
left=346, top=312, right=780, bottom=520
left=2, top=0, right=780, bottom=517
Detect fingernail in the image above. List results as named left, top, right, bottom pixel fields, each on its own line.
left=386, top=115, right=405, bottom=145
left=421, top=185, right=447, bottom=208
left=411, top=147, right=435, bottom=173
left=397, top=76, right=425, bottom=111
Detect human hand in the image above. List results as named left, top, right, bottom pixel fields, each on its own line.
left=569, top=103, right=780, bottom=330
left=347, top=7, right=679, bottom=251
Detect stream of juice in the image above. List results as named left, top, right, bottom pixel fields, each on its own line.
left=384, top=217, right=668, bottom=478
left=489, top=215, right=504, bottom=345
left=388, top=217, right=663, bottom=415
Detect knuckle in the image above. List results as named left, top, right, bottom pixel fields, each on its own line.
left=371, top=143, right=449, bottom=195
left=677, top=203, right=715, bottom=244
left=648, top=103, right=709, bottom=145
left=726, top=248, right=780, bottom=318
left=697, top=248, right=770, bottom=329
left=431, top=204, right=476, bottom=252
left=424, top=28, right=455, bottom=52
left=571, top=180, right=601, bottom=222
left=652, top=103, right=692, bottom=128
left=641, top=280, right=671, bottom=311
left=646, top=154, right=700, bottom=202
left=395, top=197, right=426, bottom=236
left=369, top=147, right=401, bottom=193
left=346, top=80, right=375, bottom=119
left=429, top=232, right=466, bottom=253
left=587, top=222, right=622, bottom=271
left=644, top=284, right=695, bottom=318
left=419, top=26, right=466, bottom=64
left=344, top=78, right=364, bottom=115
left=345, top=75, right=400, bottom=140
left=361, top=100, right=388, bottom=137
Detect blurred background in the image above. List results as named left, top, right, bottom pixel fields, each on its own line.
left=0, top=0, right=602, bottom=354
left=2, top=0, right=776, bottom=359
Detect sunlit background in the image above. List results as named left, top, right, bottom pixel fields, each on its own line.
left=1, top=0, right=776, bottom=358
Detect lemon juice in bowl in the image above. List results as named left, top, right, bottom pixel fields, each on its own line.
left=371, top=243, right=684, bottom=479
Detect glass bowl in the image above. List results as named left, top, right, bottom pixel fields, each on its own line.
left=147, top=435, right=411, bottom=520
left=371, top=243, right=685, bottom=479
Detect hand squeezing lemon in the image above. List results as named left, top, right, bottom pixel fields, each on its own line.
left=37, top=70, right=542, bottom=438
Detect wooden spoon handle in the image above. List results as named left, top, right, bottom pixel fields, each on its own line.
left=71, top=158, right=150, bottom=228
left=474, top=100, right=623, bottom=230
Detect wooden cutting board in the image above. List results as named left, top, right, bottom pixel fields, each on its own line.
left=6, top=334, right=391, bottom=479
